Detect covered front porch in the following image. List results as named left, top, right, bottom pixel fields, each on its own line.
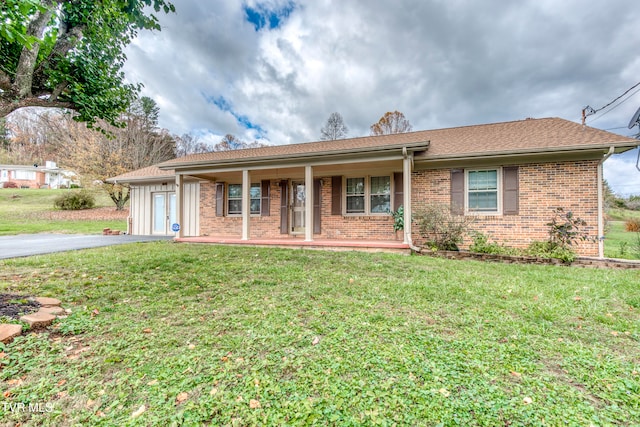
left=175, top=235, right=412, bottom=254
left=168, top=141, right=429, bottom=246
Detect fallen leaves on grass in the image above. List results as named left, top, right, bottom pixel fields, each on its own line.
left=249, top=399, right=261, bottom=409
left=438, top=388, right=450, bottom=397
left=132, top=405, right=146, bottom=418
left=312, top=336, right=320, bottom=346
left=175, top=392, right=189, bottom=405
left=523, top=396, right=533, bottom=405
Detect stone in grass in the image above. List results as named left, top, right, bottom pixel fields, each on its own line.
left=33, top=297, right=61, bottom=307
left=20, top=311, right=56, bottom=328
left=0, top=324, right=22, bottom=343
left=38, top=306, right=65, bottom=315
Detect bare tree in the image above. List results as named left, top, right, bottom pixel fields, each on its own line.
left=10, top=97, right=177, bottom=210
left=320, top=112, right=348, bottom=140
left=212, top=134, right=266, bottom=151
left=370, top=111, right=413, bottom=136
left=175, top=133, right=212, bottom=157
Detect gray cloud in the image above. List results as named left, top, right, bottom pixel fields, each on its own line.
left=123, top=0, right=640, bottom=194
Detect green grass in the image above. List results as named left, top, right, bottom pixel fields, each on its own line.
left=604, top=221, right=640, bottom=260
left=605, top=207, right=640, bottom=260
left=1, top=243, right=638, bottom=426
left=0, top=188, right=126, bottom=235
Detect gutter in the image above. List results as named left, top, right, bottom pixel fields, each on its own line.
left=402, top=147, right=422, bottom=253
left=597, top=146, right=615, bottom=258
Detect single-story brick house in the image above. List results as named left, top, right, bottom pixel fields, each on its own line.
left=0, top=161, right=78, bottom=189
left=109, top=118, right=639, bottom=257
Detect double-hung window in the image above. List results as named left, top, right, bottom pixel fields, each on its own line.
left=370, top=176, right=391, bottom=213
left=227, top=184, right=242, bottom=215
left=346, top=178, right=365, bottom=213
left=227, top=183, right=261, bottom=215
left=466, top=169, right=499, bottom=213
left=249, top=184, right=261, bottom=214
left=345, top=176, right=391, bottom=214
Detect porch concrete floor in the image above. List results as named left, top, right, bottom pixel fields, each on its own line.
left=175, top=236, right=411, bottom=254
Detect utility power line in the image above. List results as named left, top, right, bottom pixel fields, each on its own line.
left=582, top=81, right=640, bottom=125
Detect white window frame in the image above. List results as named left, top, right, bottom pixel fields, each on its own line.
left=344, top=175, right=392, bottom=216
left=227, top=183, right=261, bottom=216
left=465, top=168, right=502, bottom=215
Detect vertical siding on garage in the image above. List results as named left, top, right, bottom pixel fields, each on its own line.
left=183, top=182, right=200, bottom=236
left=129, top=182, right=200, bottom=236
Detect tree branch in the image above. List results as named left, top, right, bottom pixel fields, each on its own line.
left=32, top=24, right=85, bottom=92
left=0, top=70, right=11, bottom=92
left=12, top=1, right=56, bottom=98
left=0, top=97, right=74, bottom=117
left=49, top=81, right=69, bottom=102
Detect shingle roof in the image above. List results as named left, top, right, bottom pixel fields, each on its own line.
left=108, top=165, right=175, bottom=183
left=159, top=118, right=637, bottom=169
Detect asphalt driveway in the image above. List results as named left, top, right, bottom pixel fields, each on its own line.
left=0, top=234, right=173, bottom=259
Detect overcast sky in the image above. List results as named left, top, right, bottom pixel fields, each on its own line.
left=122, top=0, right=640, bottom=196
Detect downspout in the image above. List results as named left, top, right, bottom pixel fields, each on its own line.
left=597, top=146, right=615, bottom=258
left=402, top=147, right=421, bottom=253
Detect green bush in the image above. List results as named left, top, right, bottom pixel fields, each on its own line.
left=414, top=202, right=474, bottom=251
left=53, top=190, right=96, bottom=210
left=469, top=232, right=520, bottom=256
left=389, top=205, right=404, bottom=232
left=547, top=207, right=591, bottom=247
left=526, top=241, right=577, bottom=263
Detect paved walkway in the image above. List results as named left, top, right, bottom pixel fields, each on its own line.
left=0, top=234, right=173, bottom=259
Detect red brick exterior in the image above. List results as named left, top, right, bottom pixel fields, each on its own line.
left=411, top=161, right=599, bottom=256
left=2, top=171, right=47, bottom=188
left=199, top=160, right=600, bottom=256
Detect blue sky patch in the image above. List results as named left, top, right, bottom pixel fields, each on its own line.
left=204, top=93, right=266, bottom=137
left=243, top=2, right=295, bottom=31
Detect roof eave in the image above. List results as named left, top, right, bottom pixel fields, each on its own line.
left=417, top=141, right=639, bottom=163
left=106, top=175, right=175, bottom=184
left=159, top=141, right=431, bottom=171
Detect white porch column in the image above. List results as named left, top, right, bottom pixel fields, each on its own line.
left=175, top=173, right=184, bottom=239
left=402, top=155, right=412, bottom=244
left=305, top=165, right=314, bottom=242
left=242, top=169, right=250, bottom=240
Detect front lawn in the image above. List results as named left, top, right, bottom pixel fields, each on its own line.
left=0, top=189, right=127, bottom=235
left=0, top=243, right=638, bottom=426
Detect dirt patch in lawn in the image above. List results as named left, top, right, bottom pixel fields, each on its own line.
left=0, top=294, right=40, bottom=319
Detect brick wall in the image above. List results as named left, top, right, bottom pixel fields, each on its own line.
left=411, top=161, right=600, bottom=256
left=198, top=160, right=600, bottom=256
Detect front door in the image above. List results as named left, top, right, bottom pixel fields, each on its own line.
left=291, top=181, right=305, bottom=234
left=152, top=192, right=176, bottom=234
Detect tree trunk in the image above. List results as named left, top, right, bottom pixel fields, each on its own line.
left=12, top=4, right=55, bottom=98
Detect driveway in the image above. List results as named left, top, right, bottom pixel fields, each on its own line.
left=0, top=234, right=173, bottom=259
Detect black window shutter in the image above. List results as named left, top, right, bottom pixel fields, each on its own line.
left=261, top=180, right=270, bottom=216
left=450, top=169, right=464, bottom=215
left=215, top=183, right=224, bottom=217
left=503, top=167, right=519, bottom=215
left=393, top=172, right=403, bottom=211
left=314, top=178, right=321, bottom=234
left=279, top=180, right=289, bottom=234
left=331, top=176, right=342, bottom=215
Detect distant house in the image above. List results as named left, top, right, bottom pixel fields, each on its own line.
left=109, top=118, right=639, bottom=257
left=0, top=161, right=79, bottom=189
